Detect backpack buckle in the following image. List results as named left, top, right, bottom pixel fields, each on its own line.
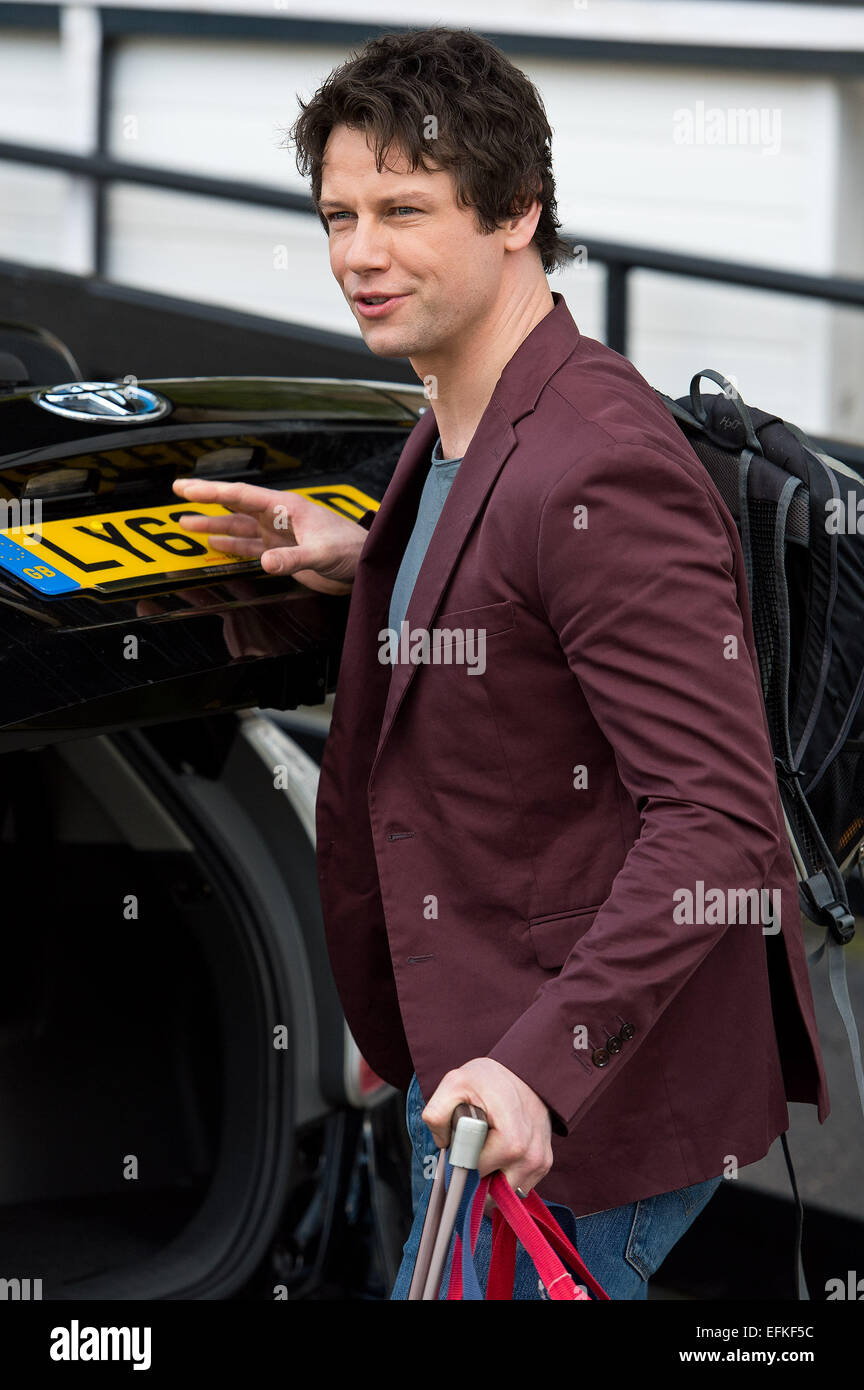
left=824, top=901, right=856, bottom=945
left=805, top=870, right=856, bottom=943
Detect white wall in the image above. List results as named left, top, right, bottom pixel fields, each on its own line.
left=0, top=17, right=862, bottom=442
left=80, top=0, right=864, bottom=54
left=831, top=78, right=864, bottom=442
left=532, top=59, right=847, bottom=433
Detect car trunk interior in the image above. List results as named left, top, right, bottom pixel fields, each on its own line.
left=0, top=727, right=287, bottom=1298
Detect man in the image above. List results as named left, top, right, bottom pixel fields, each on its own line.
left=172, top=27, right=828, bottom=1299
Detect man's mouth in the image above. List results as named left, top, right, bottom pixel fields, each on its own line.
left=354, top=293, right=410, bottom=319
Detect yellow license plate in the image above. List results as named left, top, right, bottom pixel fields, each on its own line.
left=0, top=483, right=379, bottom=597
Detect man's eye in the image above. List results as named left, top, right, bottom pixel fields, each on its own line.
left=326, top=207, right=421, bottom=223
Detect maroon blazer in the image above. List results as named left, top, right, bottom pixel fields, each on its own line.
left=315, top=290, right=830, bottom=1216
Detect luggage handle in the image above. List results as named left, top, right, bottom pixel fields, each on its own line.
left=447, top=1101, right=488, bottom=1168
left=409, top=1100, right=611, bottom=1300
left=407, top=1101, right=488, bottom=1299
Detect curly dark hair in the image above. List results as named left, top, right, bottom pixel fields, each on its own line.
left=285, top=27, right=574, bottom=275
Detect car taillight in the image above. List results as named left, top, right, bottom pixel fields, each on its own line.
left=358, top=1057, right=386, bottom=1097
left=343, top=1027, right=393, bottom=1106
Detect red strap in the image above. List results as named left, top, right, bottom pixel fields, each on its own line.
left=451, top=1184, right=518, bottom=1299
left=445, top=1172, right=610, bottom=1301
left=446, top=1173, right=492, bottom=1300
left=487, top=1207, right=518, bottom=1299
left=488, top=1176, right=593, bottom=1300
left=517, top=1188, right=611, bottom=1300
left=448, top=1235, right=463, bottom=1299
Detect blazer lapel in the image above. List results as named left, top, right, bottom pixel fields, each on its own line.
left=372, top=401, right=518, bottom=768
left=347, top=291, right=581, bottom=774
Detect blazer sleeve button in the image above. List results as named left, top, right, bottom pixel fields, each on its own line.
left=620, top=1022, right=635, bottom=1041
left=606, top=1034, right=622, bottom=1053
left=591, top=1047, right=610, bottom=1067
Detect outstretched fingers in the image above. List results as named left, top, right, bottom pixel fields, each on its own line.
left=175, top=510, right=261, bottom=539
left=172, top=478, right=282, bottom=515
left=202, top=534, right=265, bottom=558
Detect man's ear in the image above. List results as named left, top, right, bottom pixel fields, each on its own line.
left=504, top=188, right=543, bottom=250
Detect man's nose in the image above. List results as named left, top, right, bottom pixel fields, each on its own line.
left=343, top=215, right=390, bottom=274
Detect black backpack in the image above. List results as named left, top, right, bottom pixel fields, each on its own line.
left=658, top=370, right=864, bottom=1299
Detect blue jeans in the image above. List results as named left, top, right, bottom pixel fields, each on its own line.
left=390, top=1072, right=723, bottom=1300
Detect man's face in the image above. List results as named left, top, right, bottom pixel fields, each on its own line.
left=319, top=123, right=507, bottom=361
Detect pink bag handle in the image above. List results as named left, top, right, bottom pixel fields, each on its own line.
left=447, top=1172, right=610, bottom=1300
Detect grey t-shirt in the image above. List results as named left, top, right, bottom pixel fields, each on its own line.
left=387, top=435, right=463, bottom=641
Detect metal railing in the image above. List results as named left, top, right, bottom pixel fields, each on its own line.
left=3, top=140, right=864, bottom=365
left=1, top=7, right=863, bottom=461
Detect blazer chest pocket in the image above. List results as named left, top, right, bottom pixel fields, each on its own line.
left=434, top=598, right=514, bottom=637
left=527, top=904, right=601, bottom=969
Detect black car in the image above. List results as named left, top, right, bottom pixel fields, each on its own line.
left=0, top=320, right=425, bottom=1301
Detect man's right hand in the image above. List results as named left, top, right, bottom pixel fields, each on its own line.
left=171, top=478, right=370, bottom=595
